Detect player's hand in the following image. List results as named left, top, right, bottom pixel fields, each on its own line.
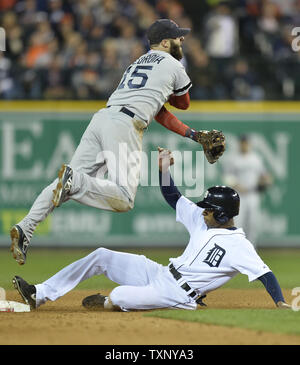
left=276, top=301, right=291, bottom=309
left=158, top=147, right=174, bottom=172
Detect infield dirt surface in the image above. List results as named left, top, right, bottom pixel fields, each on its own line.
left=1, top=288, right=299, bottom=345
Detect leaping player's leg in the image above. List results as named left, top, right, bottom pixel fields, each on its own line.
left=10, top=111, right=106, bottom=264
left=67, top=109, right=144, bottom=211
left=10, top=117, right=103, bottom=264
left=10, top=179, right=59, bottom=265
left=11, top=109, right=143, bottom=264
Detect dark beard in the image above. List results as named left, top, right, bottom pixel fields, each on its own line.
left=170, top=40, right=183, bottom=60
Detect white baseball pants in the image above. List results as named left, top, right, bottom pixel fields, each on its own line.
left=35, top=248, right=197, bottom=311
left=18, top=107, right=145, bottom=240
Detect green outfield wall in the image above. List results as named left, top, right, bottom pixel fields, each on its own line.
left=0, top=101, right=299, bottom=247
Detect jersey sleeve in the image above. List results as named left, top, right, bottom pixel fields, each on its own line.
left=231, top=241, right=271, bottom=282
left=176, top=196, right=206, bottom=234
left=173, top=62, right=192, bottom=96
left=155, top=106, right=190, bottom=136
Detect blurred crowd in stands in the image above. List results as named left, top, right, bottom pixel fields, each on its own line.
left=0, top=0, right=300, bottom=100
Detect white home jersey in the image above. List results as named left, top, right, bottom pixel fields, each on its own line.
left=107, top=50, right=192, bottom=124
left=169, top=196, right=270, bottom=296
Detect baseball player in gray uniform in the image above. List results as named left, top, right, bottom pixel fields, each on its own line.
left=12, top=148, right=290, bottom=311
left=223, top=135, right=273, bottom=246
left=10, top=19, right=225, bottom=265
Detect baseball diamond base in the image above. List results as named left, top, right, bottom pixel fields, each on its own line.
left=0, top=288, right=299, bottom=345
left=0, top=300, right=30, bottom=312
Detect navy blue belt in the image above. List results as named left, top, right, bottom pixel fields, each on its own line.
left=107, top=106, right=135, bottom=118
left=120, top=106, right=135, bottom=118
left=169, top=264, right=207, bottom=306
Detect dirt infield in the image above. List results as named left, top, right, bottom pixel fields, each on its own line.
left=1, top=288, right=299, bottom=345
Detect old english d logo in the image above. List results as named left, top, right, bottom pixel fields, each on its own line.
left=203, top=244, right=226, bottom=267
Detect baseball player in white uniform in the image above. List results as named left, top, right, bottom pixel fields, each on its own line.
left=223, top=135, right=272, bottom=246
left=10, top=19, right=225, bottom=265
left=12, top=148, right=290, bottom=311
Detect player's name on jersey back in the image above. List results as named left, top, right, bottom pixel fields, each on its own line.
left=135, top=53, right=166, bottom=65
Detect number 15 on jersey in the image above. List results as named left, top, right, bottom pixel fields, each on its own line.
left=118, top=65, right=153, bottom=90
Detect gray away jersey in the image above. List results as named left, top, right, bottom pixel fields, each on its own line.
left=107, top=50, right=192, bottom=124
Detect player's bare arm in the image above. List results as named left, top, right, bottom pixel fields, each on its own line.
left=158, top=147, right=181, bottom=210
left=158, top=147, right=174, bottom=172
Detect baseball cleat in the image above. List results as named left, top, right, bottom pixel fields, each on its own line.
left=52, top=164, right=73, bottom=207
left=12, top=276, right=37, bottom=309
left=82, top=293, right=107, bottom=310
left=10, top=225, right=30, bottom=265
left=196, top=294, right=207, bottom=307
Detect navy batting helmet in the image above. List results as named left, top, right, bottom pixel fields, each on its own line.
left=197, top=186, right=240, bottom=224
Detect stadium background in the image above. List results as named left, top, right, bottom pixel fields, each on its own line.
left=0, top=0, right=300, bottom=249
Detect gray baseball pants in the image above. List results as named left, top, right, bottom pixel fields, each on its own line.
left=17, top=107, right=145, bottom=240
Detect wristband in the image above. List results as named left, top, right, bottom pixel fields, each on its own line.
left=185, top=128, right=197, bottom=141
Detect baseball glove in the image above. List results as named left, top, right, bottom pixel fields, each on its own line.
left=195, top=129, right=226, bottom=164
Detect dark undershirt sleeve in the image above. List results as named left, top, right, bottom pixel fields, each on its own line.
left=257, top=271, right=285, bottom=304
left=159, top=170, right=182, bottom=210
